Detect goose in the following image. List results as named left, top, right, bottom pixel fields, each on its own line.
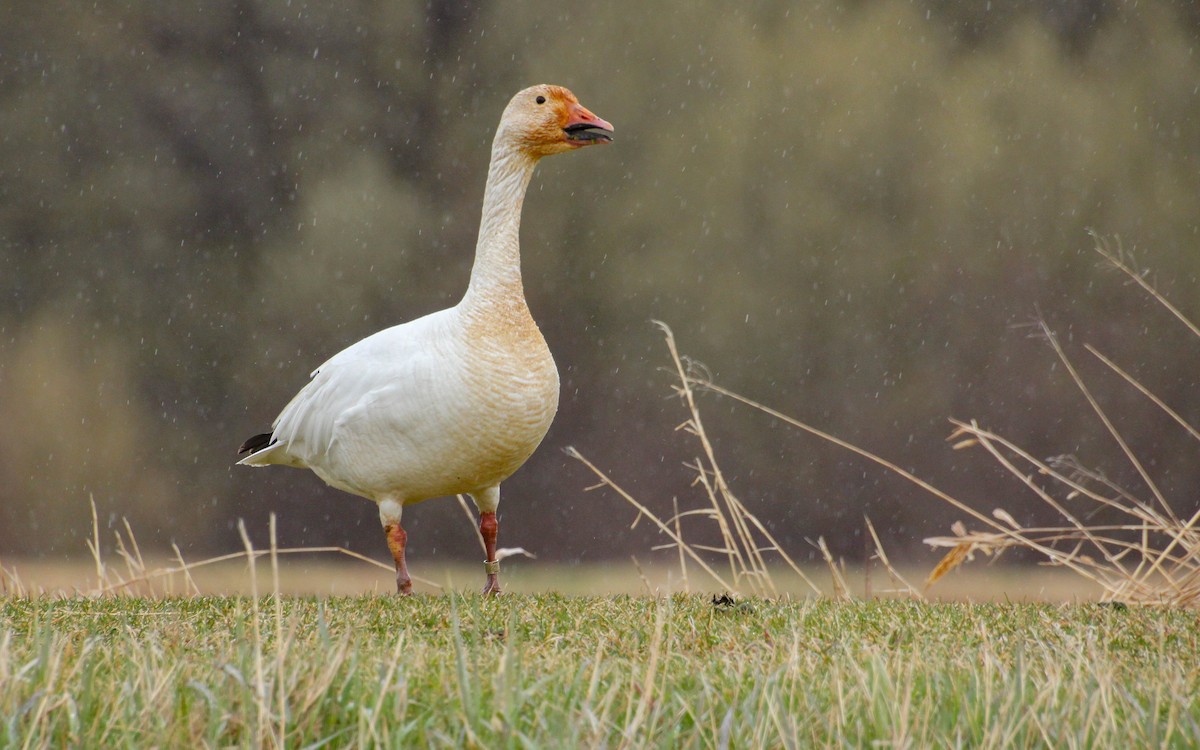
left=237, top=84, right=613, bottom=595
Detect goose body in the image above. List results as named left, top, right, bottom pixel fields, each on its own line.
left=238, top=85, right=613, bottom=594
left=242, top=305, right=557, bottom=502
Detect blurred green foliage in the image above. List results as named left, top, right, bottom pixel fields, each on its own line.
left=1, top=0, right=1198, bottom=562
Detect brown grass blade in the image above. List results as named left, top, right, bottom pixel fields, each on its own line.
left=925, top=544, right=972, bottom=589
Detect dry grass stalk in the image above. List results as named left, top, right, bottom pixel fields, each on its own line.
left=814, top=536, right=851, bottom=600
left=1091, top=230, right=1200, bottom=339
left=864, top=516, right=924, bottom=598
left=683, top=373, right=1067, bottom=594
left=657, top=320, right=777, bottom=595
left=567, top=321, right=822, bottom=598
left=658, top=320, right=822, bottom=596
left=671, top=496, right=689, bottom=591
left=922, top=235, right=1200, bottom=606
left=565, top=446, right=737, bottom=593
left=1, top=498, right=443, bottom=598
left=684, top=378, right=1022, bottom=549
left=924, top=522, right=980, bottom=588
left=236, top=518, right=272, bottom=745
left=649, top=235, right=1197, bottom=606
left=0, top=560, right=26, bottom=597
left=926, top=418, right=1200, bottom=606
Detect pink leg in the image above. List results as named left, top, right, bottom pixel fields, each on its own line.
left=384, top=522, right=414, bottom=595
left=480, top=511, right=501, bottom=595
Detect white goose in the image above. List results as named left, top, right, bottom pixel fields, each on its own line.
left=237, top=85, right=613, bottom=595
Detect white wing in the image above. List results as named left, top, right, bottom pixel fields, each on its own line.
left=239, top=308, right=458, bottom=474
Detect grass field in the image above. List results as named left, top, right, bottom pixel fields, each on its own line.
left=4, top=591, right=1199, bottom=748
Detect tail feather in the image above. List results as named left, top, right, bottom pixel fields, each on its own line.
left=238, top=432, right=274, bottom=455
left=237, top=432, right=307, bottom=468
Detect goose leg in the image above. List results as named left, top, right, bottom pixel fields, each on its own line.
left=472, top=487, right=502, bottom=595
left=379, top=498, right=413, bottom=595
left=480, top=511, right=501, bottom=595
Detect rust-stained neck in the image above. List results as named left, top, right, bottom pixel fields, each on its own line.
left=462, top=140, right=540, bottom=312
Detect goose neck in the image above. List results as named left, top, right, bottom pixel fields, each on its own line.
left=464, top=145, right=539, bottom=306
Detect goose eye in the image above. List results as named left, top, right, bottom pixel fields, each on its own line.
left=535, top=95, right=546, bottom=105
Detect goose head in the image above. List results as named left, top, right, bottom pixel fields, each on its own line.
left=496, top=84, right=614, bottom=158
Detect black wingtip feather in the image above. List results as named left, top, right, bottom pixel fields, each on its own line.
left=238, top=432, right=274, bottom=455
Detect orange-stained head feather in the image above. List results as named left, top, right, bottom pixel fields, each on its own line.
left=496, top=84, right=612, bottom=158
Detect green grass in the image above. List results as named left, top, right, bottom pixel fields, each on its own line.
left=3, top=594, right=1199, bottom=748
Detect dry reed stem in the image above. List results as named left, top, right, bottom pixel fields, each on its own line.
left=815, top=537, right=851, bottom=600
left=456, top=493, right=488, bottom=556
left=269, top=514, right=287, bottom=746
left=950, top=418, right=1126, bottom=581
left=938, top=382, right=1196, bottom=598
left=864, top=516, right=923, bottom=598
left=1092, top=231, right=1200, bottom=340
left=672, top=496, right=689, bottom=592
left=567, top=320, right=825, bottom=598
left=931, top=430, right=1196, bottom=602
left=694, top=371, right=1199, bottom=605
left=81, top=544, right=442, bottom=597
left=170, top=541, right=203, bottom=596
left=87, top=496, right=105, bottom=583
left=924, top=541, right=971, bottom=589
left=687, top=458, right=754, bottom=593
left=668, top=234, right=1199, bottom=606
left=0, top=561, right=27, bottom=597
left=1085, top=345, right=1200, bottom=443
left=946, top=419, right=1200, bottom=588
left=1035, top=319, right=1177, bottom=525
left=661, top=320, right=770, bottom=594
left=236, top=518, right=271, bottom=746
left=14, top=502, right=445, bottom=599
left=47, top=496, right=512, bottom=600
left=566, top=446, right=736, bottom=592
left=686, top=381, right=1041, bottom=555
left=918, top=235, right=1200, bottom=605
left=656, top=321, right=820, bottom=596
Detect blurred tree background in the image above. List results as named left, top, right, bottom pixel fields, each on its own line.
left=1, top=0, right=1198, bottom=567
